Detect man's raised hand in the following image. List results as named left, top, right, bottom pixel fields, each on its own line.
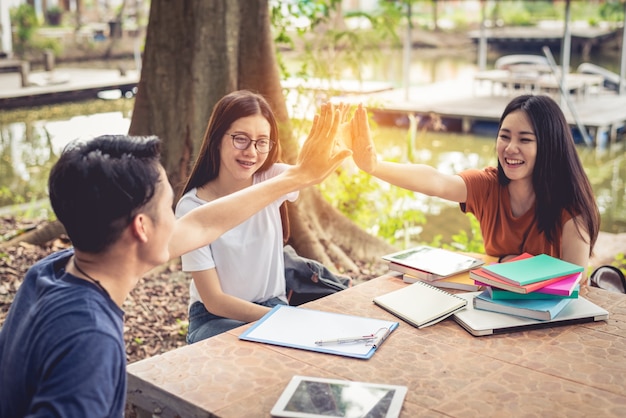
left=296, top=102, right=352, bottom=186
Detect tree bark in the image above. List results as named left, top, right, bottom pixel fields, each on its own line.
left=128, top=0, right=396, bottom=273
left=129, top=0, right=236, bottom=195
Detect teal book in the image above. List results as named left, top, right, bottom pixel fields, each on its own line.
left=474, top=290, right=573, bottom=320
left=486, top=285, right=580, bottom=300
left=481, top=254, right=584, bottom=286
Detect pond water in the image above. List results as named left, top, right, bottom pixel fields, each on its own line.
left=1, top=49, right=624, bottom=245
left=0, top=99, right=134, bottom=216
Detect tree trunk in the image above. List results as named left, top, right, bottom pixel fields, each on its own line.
left=128, top=0, right=396, bottom=273
left=129, top=0, right=236, bottom=195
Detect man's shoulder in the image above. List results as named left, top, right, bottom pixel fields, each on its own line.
left=21, top=249, right=123, bottom=338
left=12, top=249, right=73, bottom=308
left=28, top=248, right=73, bottom=271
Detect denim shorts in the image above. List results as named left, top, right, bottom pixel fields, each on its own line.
left=187, top=297, right=287, bottom=344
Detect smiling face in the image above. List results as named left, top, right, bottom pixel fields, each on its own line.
left=218, top=114, right=272, bottom=183
left=496, top=109, right=537, bottom=184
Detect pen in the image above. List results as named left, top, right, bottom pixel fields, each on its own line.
left=314, top=334, right=376, bottom=346
left=371, top=327, right=392, bottom=348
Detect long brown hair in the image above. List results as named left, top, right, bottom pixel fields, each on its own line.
left=496, top=95, right=600, bottom=255
left=179, top=90, right=281, bottom=199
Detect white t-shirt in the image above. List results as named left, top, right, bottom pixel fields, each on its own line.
left=175, top=163, right=298, bottom=308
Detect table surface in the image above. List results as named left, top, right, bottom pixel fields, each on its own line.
left=126, top=274, right=626, bottom=418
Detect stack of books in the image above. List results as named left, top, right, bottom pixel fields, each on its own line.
left=469, top=253, right=584, bottom=320
left=382, top=246, right=485, bottom=292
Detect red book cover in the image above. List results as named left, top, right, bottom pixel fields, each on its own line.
left=471, top=268, right=574, bottom=294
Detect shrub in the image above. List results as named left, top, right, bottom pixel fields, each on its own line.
left=11, top=4, right=38, bottom=52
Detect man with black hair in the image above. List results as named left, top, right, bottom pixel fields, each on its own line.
left=0, top=103, right=349, bottom=417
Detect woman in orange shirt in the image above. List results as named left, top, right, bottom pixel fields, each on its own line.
left=349, top=94, right=600, bottom=269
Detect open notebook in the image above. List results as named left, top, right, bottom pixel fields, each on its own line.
left=373, top=281, right=467, bottom=329
left=452, top=292, right=609, bottom=336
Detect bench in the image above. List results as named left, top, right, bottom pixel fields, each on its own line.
left=0, top=59, right=30, bottom=87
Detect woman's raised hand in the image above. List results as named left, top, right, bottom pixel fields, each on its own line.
left=349, top=104, right=378, bottom=174
left=336, top=102, right=353, bottom=150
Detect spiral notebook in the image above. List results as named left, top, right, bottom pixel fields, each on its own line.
left=373, top=281, right=468, bottom=328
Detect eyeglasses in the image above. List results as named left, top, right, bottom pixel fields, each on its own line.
left=228, top=134, right=274, bottom=154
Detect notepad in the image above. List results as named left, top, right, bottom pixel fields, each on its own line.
left=373, top=281, right=467, bottom=328
left=239, top=305, right=399, bottom=359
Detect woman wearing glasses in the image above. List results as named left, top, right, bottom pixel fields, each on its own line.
left=176, top=90, right=297, bottom=343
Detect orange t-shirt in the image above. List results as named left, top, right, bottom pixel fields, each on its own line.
left=458, top=167, right=571, bottom=259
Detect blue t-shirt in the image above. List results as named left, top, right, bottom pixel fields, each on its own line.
left=0, top=249, right=126, bottom=417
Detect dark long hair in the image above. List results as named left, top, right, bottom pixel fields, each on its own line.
left=496, top=94, right=599, bottom=254
left=179, top=90, right=281, bottom=198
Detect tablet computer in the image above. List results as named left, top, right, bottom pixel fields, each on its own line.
left=270, top=375, right=407, bottom=418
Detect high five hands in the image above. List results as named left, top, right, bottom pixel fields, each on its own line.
left=295, top=102, right=353, bottom=186
left=296, top=101, right=376, bottom=184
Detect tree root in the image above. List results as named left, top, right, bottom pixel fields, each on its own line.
left=0, top=220, right=66, bottom=249
left=287, top=188, right=397, bottom=274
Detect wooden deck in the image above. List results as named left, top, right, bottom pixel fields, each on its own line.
left=331, top=75, right=626, bottom=148
left=0, top=68, right=139, bottom=109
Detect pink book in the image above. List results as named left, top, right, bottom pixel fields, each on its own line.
left=475, top=272, right=582, bottom=296
left=531, top=272, right=582, bottom=296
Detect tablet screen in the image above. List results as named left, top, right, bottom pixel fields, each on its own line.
left=271, top=376, right=407, bottom=418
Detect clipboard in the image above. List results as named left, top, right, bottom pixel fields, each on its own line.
left=239, top=305, right=399, bottom=359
